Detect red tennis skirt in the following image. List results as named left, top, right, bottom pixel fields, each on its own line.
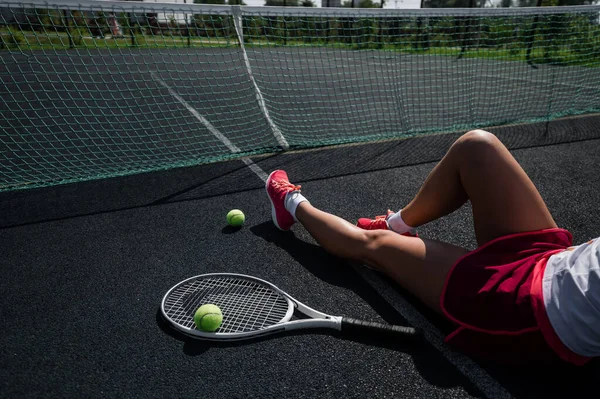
left=441, top=228, right=592, bottom=366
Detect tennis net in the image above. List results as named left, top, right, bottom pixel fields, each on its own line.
left=1, top=0, right=600, bottom=191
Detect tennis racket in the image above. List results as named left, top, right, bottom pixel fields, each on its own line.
left=161, top=273, right=421, bottom=342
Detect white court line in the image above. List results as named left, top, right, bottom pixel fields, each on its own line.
left=354, top=266, right=512, bottom=399
left=231, top=6, right=289, bottom=150
left=150, top=72, right=268, bottom=183
left=241, top=157, right=268, bottom=182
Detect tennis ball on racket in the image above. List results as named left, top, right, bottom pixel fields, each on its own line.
left=226, top=209, right=245, bottom=227
left=194, top=304, right=223, bottom=332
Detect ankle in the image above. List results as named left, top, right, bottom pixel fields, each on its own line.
left=284, top=191, right=308, bottom=222
left=294, top=201, right=311, bottom=222
left=387, top=209, right=417, bottom=234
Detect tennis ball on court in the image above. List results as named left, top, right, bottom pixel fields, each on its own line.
left=194, top=304, right=223, bottom=332
left=227, top=209, right=245, bottom=227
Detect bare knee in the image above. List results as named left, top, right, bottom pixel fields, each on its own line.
left=456, top=129, right=500, bottom=148
left=356, top=230, right=396, bottom=269
left=451, top=130, right=506, bottom=165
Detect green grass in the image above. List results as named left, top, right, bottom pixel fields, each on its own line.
left=244, top=38, right=600, bottom=67
left=2, top=27, right=600, bottom=68
left=0, top=28, right=237, bottom=50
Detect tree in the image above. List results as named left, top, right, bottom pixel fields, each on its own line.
left=342, top=0, right=382, bottom=6
left=264, top=0, right=300, bottom=5
left=301, top=0, right=316, bottom=5
left=422, top=0, right=485, bottom=7
left=193, top=0, right=228, bottom=40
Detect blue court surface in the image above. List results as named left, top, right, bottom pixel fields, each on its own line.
left=1, top=116, right=599, bottom=398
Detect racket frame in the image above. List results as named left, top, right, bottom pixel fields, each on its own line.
left=161, top=273, right=344, bottom=341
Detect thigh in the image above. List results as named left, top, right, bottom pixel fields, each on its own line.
left=363, top=232, right=469, bottom=314
left=458, top=131, right=557, bottom=245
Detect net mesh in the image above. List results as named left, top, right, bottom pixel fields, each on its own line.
left=163, top=275, right=291, bottom=334
left=2, top=1, right=600, bottom=191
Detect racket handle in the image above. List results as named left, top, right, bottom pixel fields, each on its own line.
left=341, top=318, right=422, bottom=340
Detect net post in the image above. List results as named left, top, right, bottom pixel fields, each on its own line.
left=231, top=6, right=289, bottom=150
left=457, top=0, right=475, bottom=60
left=525, top=0, right=544, bottom=68
left=128, top=12, right=137, bottom=47
left=63, top=9, right=74, bottom=49
left=377, top=1, right=383, bottom=50
left=184, top=0, right=190, bottom=47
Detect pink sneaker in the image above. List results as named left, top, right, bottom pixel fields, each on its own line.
left=357, top=210, right=418, bottom=237
left=357, top=210, right=394, bottom=230
left=266, top=170, right=302, bottom=231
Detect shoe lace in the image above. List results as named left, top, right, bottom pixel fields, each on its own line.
left=375, top=210, right=393, bottom=220
left=369, top=218, right=387, bottom=226
left=272, top=180, right=301, bottom=192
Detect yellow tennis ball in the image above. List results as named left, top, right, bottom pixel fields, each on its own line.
left=226, top=209, right=245, bottom=227
left=194, top=304, right=223, bottom=332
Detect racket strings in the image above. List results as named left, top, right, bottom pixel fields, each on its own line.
left=164, top=276, right=291, bottom=333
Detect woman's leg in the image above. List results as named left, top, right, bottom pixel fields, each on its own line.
left=267, top=129, right=555, bottom=313
left=400, top=130, right=557, bottom=246
left=294, top=203, right=468, bottom=313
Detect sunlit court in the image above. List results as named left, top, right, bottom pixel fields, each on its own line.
left=1, top=1, right=599, bottom=398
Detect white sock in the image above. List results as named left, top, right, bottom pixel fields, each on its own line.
left=386, top=209, right=417, bottom=234
left=284, top=191, right=308, bottom=222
